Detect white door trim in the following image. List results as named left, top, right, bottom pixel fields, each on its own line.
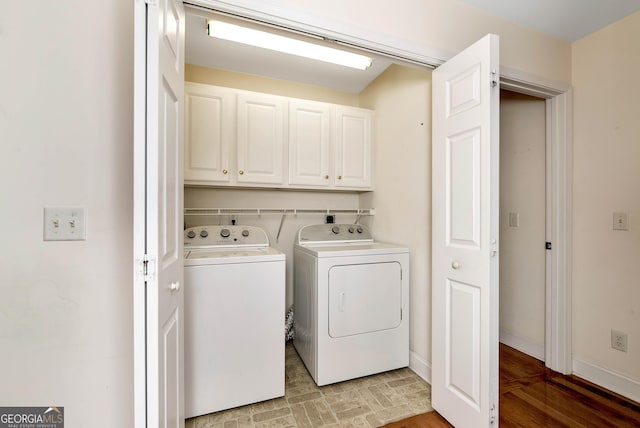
left=133, top=0, right=148, bottom=426
left=183, top=0, right=573, bottom=375
left=500, top=67, right=573, bottom=374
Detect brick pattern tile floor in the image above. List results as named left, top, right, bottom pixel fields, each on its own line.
left=185, top=343, right=432, bottom=428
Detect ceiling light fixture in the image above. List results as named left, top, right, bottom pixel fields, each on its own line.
left=207, top=20, right=373, bottom=70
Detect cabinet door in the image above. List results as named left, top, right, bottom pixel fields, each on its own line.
left=237, top=92, right=286, bottom=184
left=288, top=100, right=332, bottom=187
left=334, top=106, right=373, bottom=189
left=184, top=83, right=233, bottom=183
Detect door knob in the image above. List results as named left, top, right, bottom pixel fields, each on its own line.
left=170, top=282, right=181, bottom=292
left=451, top=261, right=461, bottom=270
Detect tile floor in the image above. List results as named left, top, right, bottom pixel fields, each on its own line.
left=185, top=343, right=432, bottom=428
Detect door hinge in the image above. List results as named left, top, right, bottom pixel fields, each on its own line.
left=138, top=254, right=156, bottom=282
left=489, top=403, right=496, bottom=424
left=546, top=242, right=552, bottom=250
left=400, top=309, right=403, bottom=321
left=491, top=69, right=499, bottom=88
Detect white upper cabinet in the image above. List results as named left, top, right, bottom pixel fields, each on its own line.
left=184, top=83, right=233, bottom=184
left=184, top=83, right=373, bottom=191
left=237, top=92, right=286, bottom=185
left=288, top=100, right=332, bottom=187
left=334, top=106, right=373, bottom=189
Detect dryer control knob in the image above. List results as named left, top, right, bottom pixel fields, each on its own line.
left=331, top=226, right=340, bottom=234
left=200, top=230, right=209, bottom=238
left=241, top=229, right=250, bottom=237
left=348, top=227, right=355, bottom=233
left=186, top=230, right=196, bottom=239
left=356, top=226, right=364, bottom=233
left=220, top=228, right=231, bottom=238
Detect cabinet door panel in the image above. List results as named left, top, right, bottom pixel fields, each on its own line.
left=335, top=107, right=372, bottom=189
left=288, top=101, right=332, bottom=187
left=237, top=92, right=285, bottom=184
left=184, top=84, right=232, bottom=183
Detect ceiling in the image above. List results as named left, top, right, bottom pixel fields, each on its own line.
left=185, top=2, right=640, bottom=93
left=460, top=0, right=640, bottom=42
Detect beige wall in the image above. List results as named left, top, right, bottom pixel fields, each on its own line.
left=499, top=91, right=546, bottom=356
left=245, top=0, right=572, bottom=83
left=359, top=65, right=433, bottom=366
left=186, top=64, right=360, bottom=106
left=572, top=11, right=640, bottom=383
left=0, top=0, right=134, bottom=426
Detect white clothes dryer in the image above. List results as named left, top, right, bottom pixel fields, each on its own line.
left=293, top=223, right=409, bottom=386
left=184, top=225, right=285, bottom=418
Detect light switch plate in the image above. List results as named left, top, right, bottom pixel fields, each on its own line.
left=508, top=212, right=519, bottom=228
left=613, top=212, right=628, bottom=231
left=44, top=207, right=87, bottom=241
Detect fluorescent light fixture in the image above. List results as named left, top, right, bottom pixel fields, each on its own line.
left=207, top=20, right=372, bottom=70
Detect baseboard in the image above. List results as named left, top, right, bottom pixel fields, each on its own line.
left=572, top=358, right=640, bottom=404
left=409, top=350, right=431, bottom=384
left=500, top=330, right=545, bottom=361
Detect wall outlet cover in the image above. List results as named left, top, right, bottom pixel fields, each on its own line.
left=613, top=212, right=628, bottom=231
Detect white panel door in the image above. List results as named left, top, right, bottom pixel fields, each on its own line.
left=288, top=100, right=332, bottom=187
left=184, top=83, right=233, bottom=183
left=432, top=34, right=500, bottom=428
left=134, top=0, right=185, bottom=426
left=334, top=106, right=372, bottom=189
left=237, top=92, right=285, bottom=184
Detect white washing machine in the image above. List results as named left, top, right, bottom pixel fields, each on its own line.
left=293, top=223, right=409, bottom=386
left=184, top=225, right=285, bottom=418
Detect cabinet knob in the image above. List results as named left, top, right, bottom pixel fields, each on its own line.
left=222, top=169, right=228, bottom=175
left=338, top=175, right=342, bottom=180
left=325, top=175, right=329, bottom=179
left=239, top=170, right=244, bottom=175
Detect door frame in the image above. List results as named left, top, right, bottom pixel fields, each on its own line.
left=181, top=0, right=573, bottom=374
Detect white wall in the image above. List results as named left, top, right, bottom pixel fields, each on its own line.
left=499, top=91, right=546, bottom=359
left=571, top=11, right=640, bottom=392
left=0, top=1, right=134, bottom=426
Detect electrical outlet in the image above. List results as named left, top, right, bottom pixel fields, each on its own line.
left=611, top=330, right=628, bottom=352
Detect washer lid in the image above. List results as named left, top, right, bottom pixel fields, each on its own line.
left=184, top=246, right=284, bottom=265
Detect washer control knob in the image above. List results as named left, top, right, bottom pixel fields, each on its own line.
left=186, top=230, right=196, bottom=239
left=348, top=227, right=355, bottom=233
left=356, top=226, right=364, bottom=233
left=200, top=230, right=209, bottom=238
left=220, top=228, right=231, bottom=238
left=331, top=226, right=340, bottom=234
left=241, top=229, right=250, bottom=237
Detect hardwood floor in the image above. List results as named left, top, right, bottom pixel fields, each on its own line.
left=383, top=344, right=640, bottom=427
